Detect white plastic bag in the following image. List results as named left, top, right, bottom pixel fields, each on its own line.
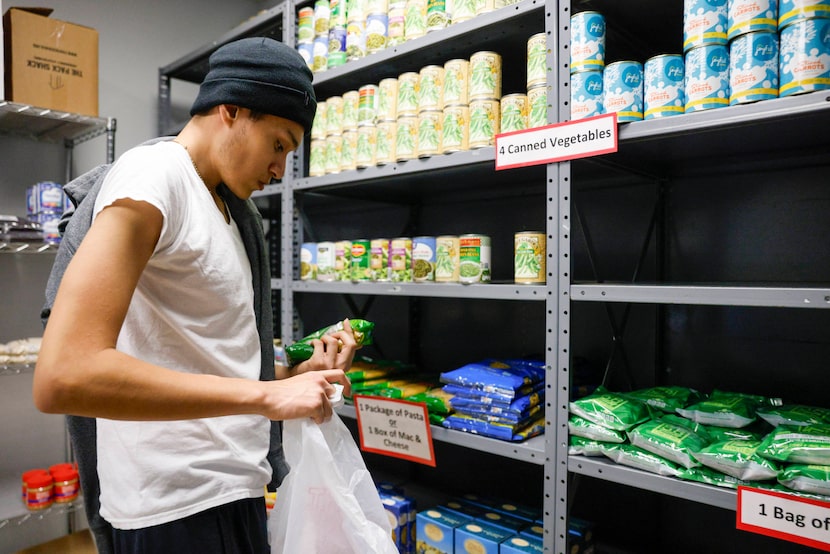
left=269, top=413, right=398, bottom=554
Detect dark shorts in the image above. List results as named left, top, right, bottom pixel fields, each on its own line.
left=112, top=497, right=269, bottom=554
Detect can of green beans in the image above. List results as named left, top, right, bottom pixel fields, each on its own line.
left=514, top=231, right=545, bottom=284
left=469, top=98, right=500, bottom=148
left=375, top=120, right=397, bottom=164
left=435, top=235, right=460, bottom=282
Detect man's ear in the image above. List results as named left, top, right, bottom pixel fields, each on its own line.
left=219, top=104, right=240, bottom=123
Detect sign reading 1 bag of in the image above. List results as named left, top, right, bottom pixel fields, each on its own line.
left=3, top=7, right=99, bottom=117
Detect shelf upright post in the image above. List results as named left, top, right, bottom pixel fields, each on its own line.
left=158, top=69, right=172, bottom=137
left=551, top=0, right=570, bottom=552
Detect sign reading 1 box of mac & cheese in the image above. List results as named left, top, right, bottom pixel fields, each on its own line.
left=494, top=113, right=617, bottom=171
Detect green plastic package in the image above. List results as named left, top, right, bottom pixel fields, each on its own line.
left=778, top=464, right=830, bottom=496
left=627, top=417, right=710, bottom=469
left=679, top=466, right=753, bottom=489
left=676, top=390, right=780, bottom=429
left=569, top=435, right=607, bottom=457
left=624, top=386, right=703, bottom=413
left=757, top=404, right=830, bottom=428
left=284, top=319, right=375, bottom=366
left=691, top=439, right=781, bottom=481
left=568, top=415, right=626, bottom=444
left=569, top=387, right=652, bottom=432
left=600, top=443, right=683, bottom=477
left=757, top=424, right=830, bottom=465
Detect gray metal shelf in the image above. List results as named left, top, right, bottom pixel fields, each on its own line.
left=0, top=101, right=112, bottom=147
left=571, top=284, right=830, bottom=309
left=293, top=280, right=547, bottom=301
left=568, top=457, right=737, bottom=511
left=337, top=405, right=546, bottom=465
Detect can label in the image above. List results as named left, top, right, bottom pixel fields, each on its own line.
left=335, top=240, right=352, bottom=280
left=729, top=31, right=779, bottom=105
left=367, top=0, right=389, bottom=14
left=469, top=98, right=500, bottom=148
left=338, top=91, right=357, bottom=131
left=412, top=236, right=437, bottom=281
left=603, top=61, right=644, bottom=121
left=309, top=139, right=326, bottom=177
left=330, top=0, right=347, bottom=28
left=417, top=110, right=443, bottom=157
left=453, top=0, right=476, bottom=22
left=371, top=238, right=390, bottom=281
left=459, top=234, right=491, bottom=284
left=396, top=115, right=418, bottom=160
left=340, top=131, right=357, bottom=171
left=301, top=242, right=317, bottom=280
left=378, top=78, right=399, bottom=121
left=389, top=237, right=413, bottom=282
left=376, top=120, right=397, bottom=164
left=314, top=0, right=331, bottom=36
left=435, top=235, right=460, bottom=282
left=324, top=134, right=342, bottom=174
left=326, top=51, right=347, bottom=69
left=388, top=4, right=406, bottom=45
left=397, top=72, right=420, bottom=116
left=571, top=71, right=604, bottom=120
left=313, top=35, right=329, bottom=72
left=441, top=104, right=470, bottom=153
left=571, top=11, right=606, bottom=73
left=500, top=93, right=528, bottom=133
left=350, top=239, right=372, bottom=281
left=347, top=0, right=367, bottom=20
left=514, top=232, right=545, bottom=284
left=728, top=0, right=777, bottom=40
left=476, top=0, right=496, bottom=16
left=644, top=54, right=686, bottom=119
left=356, top=124, right=378, bottom=168
left=527, top=32, right=548, bottom=88
left=427, top=0, right=449, bottom=31
left=443, top=59, right=470, bottom=106
left=684, top=44, right=730, bottom=111
left=366, top=12, right=389, bottom=52
left=311, top=100, right=327, bottom=140
left=405, top=0, right=428, bottom=40
left=527, top=84, right=548, bottom=128
left=346, top=19, right=367, bottom=60
left=779, top=18, right=830, bottom=97
left=325, top=96, right=344, bottom=135
left=358, top=84, right=379, bottom=125
left=298, top=7, right=316, bottom=43
left=684, top=0, right=728, bottom=52
left=418, top=65, right=444, bottom=112
left=470, top=51, right=503, bottom=99
left=317, top=241, right=337, bottom=281
left=779, top=0, right=830, bottom=29
left=298, top=42, right=314, bottom=70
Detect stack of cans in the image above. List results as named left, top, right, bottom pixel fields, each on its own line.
left=570, top=11, right=606, bottom=121
left=683, top=0, right=730, bottom=112
left=778, top=0, right=830, bottom=97
left=26, top=182, right=67, bottom=245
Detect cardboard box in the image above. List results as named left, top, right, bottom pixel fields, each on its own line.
left=416, top=508, right=471, bottom=554
left=3, top=7, right=98, bottom=116
left=454, top=521, right=516, bottom=554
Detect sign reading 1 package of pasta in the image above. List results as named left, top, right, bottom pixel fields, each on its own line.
left=354, top=395, right=436, bottom=466
left=495, top=113, right=618, bottom=170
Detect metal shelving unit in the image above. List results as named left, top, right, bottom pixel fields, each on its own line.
left=554, top=0, right=830, bottom=551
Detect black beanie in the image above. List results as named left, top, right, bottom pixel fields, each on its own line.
left=190, top=37, right=317, bottom=134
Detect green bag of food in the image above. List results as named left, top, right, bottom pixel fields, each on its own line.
left=600, top=443, right=683, bottom=477
left=624, top=386, right=704, bottom=413
left=679, top=466, right=753, bottom=489
left=757, top=404, right=830, bottom=427
left=691, top=439, right=781, bottom=481
left=676, top=390, right=780, bottom=429
left=569, top=435, right=607, bottom=457
left=285, top=319, right=375, bottom=366
left=778, top=464, right=830, bottom=497
left=757, top=424, right=830, bottom=465
left=627, top=417, right=710, bottom=469
left=568, top=415, right=626, bottom=444
left=569, top=387, right=652, bottom=432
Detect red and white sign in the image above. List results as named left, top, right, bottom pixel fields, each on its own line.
left=737, top=486, right=830, bottom=551
left=353, top=396, right=436, bottom=466
left=494, top=113, right=618, bottom=170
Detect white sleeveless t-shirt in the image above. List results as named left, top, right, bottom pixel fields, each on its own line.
left=92, top=141, right=271, bottom=529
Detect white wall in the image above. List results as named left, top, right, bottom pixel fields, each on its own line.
left=0, top=1, right=269, bottom=551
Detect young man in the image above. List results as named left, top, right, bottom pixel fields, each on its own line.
left=34, top=38, right=353, bottom=553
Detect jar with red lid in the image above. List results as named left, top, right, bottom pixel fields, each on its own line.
left=25, top=471, right=54, bottom=511
left=21, top=469, right=49, bottom=505
left=51, top=466, right=80, bottom=503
